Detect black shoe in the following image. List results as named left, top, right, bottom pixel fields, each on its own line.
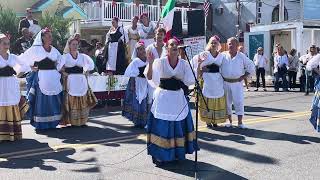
left=254, top=89, right=258, bottom=91
left=152, top=157, right=164, bottom=166
left=206, top=124, right=213, bottom=128
left=212, top=124, right=218, bottom=127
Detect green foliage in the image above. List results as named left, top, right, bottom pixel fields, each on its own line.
left=0, top=5, right=20, bottom=42
left=39, top=13, right=73, bottom=52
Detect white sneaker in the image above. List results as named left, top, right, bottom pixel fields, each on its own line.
left=225, top=123, right=233, bottom=128
left=238, top=124, right=247, bottom=129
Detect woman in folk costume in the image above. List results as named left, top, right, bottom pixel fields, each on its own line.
left=20, top=28, right=63, bottom=130
left=192, top=35, right=227, bottom=128
left=104, top=17, right=128, bottom=75
left=122, top=41, right=149, bottom=128
left=0, top=34, right=30, bottom=141
left=60, top=35, right=97, bottom=127
left=306, top=54, right=320, bottom=132
left=127, top=16, right=140, bottom=58
left=138, top=13, right=157, bottom=48
left=145, top=38, right=198, bottom=165
left=146, top=27, right=167, bottom=105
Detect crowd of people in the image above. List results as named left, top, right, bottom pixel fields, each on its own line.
left=0, top=8, right=319, bottom=167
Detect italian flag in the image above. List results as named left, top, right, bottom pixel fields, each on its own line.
left=161, top=0, right=176, bottom=41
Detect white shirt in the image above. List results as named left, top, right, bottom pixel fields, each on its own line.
left=274, top=54, right=288, bottom=73
left=146, top=43, right=167, bottom=59
left=124, top=57, right=148, bottom=104
left=61, top=53, right=94, bottom=96
left=0, top=54, right=29, bottom=106
left=192, top=51, right=224, bottom=98
left=253, top=54, right=267, bottom=68
left=220, top=52, right=255, bottom=79
left=20, top=46, right=63, bottom=95
left=138, top=22, right=156, bottom=39
left=28, top=19, right=34, bottom=26
left=145, top=57, right=195, bottom=121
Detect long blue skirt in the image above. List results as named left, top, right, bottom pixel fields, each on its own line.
left=147, top=111, right=199, bottom=162
left=26, top=72, right=63, bottom=130
left=309, top=76, right=320, bottom=132
left=122, top=78, right=149, bottom=128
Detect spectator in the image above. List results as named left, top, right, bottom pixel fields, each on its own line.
left=274, top=46, right=289, bottom=92
left=299, top=45, right=318, bottom=93
left=287, top=49, right=299, bottom=90
left=18, top=8, right=39, bottom=35
left=12, top=28, right=33, bottom=55
left=253, top=47, right=268, bottom=91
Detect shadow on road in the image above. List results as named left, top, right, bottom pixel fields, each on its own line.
left=213, top=127, right=320, bottom=144
left=244, top=106, right=294, bottom=113
left=0, top=139, right=76, bottom=170
left=159, top=159, right=248, bottom=179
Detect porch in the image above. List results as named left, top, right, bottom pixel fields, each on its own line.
left=79, top=0, right=192, bottom=29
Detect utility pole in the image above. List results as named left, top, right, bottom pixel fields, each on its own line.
left=236, top=0, right=240, bottom=39
left=279, top=0, right=285, bottom=22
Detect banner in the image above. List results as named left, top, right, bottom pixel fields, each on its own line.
left=183, top=36, right=206, bottom=60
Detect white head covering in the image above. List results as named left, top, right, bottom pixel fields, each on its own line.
left=0, top=33, right=7, bottom=40
left=63, top=35, right=78, bottom=54
left=131, top=41, right=145, bottom=60
left=32, top=31, right=43, bottom=46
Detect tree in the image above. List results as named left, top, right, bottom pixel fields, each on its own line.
left=39, top=13, right=73, bottom=52
left=0, top=5, right=20, bottom=42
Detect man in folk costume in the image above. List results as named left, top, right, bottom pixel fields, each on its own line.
left=126, top=16, right=140, bottom=58
left=192, top=35, right=227, bottom=128
left=122, top=41, right=149, bottom=128
left=103, top=17, right=128, bottom=75
left=145, top=38, right=198, bottom=165
left=221, top=37, right=255, bottom=129
left=0, top=33, right=30, bottom=141
left=146, top=27, right=167, bottom=105
left=20, top=28, right=64, bottom=131
left=138, top=13, right=157, bottom=48
left=60, top=35, right=97, bottom=127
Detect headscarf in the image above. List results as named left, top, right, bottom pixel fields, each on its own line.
left=131, top=41, right=145, bottom=60
left=32, top=27, right=51, bottom=46
left=63, top=34, right=79, bottom=54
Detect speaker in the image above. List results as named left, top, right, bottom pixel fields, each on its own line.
left=187, top=10, right=205, bottom=37
left=171, top=11, right=183, bottom=38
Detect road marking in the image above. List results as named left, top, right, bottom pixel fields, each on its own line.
left=0, top=111, right=310, bottom=159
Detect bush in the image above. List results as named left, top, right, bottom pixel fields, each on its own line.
left=39, top=13, right=73, bottom=52
left=0, top=5, right=20, bottom=42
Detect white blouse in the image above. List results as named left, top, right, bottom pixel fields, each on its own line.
left=138, top=22, right=156, bottom=39
left=20, top=46, right=63, bottom=95
left=220, top=52, right=255, bottom=79
left=253, top=54, right=268, bottom=69
left=0, top=54, right=30, bottom=106
left=193, top=51, right=224, bottom=98
left=145, top=57, right=195, bottom=121
left=61, top=53, right=94, bottom=96
left=124, top=58, right=148, bottom=104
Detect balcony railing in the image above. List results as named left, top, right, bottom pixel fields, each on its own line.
left=80, top=1, right=191, bottom=26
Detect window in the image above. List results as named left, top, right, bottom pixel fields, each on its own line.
left=272, top=5, right=288, bottom=22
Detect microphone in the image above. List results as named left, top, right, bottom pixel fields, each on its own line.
left=177, top=45, right=190, bottom=50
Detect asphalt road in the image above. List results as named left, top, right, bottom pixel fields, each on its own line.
left=0, top=89, right=319, bottom=180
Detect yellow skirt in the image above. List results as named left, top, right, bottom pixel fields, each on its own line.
left=62, top=90, right=97, bottom=126
left=0, top=104, right=26, bottom=141
left=198, top=79, right=227, bottom=125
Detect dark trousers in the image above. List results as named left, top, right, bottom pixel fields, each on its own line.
left=288, top=71, right=297, bottom=88
left=256, top=67, right=266, bottom=88
left=274, top=69, right=288, bottom=91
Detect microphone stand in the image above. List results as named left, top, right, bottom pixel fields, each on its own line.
left=183, top=47, right=209, bottom=179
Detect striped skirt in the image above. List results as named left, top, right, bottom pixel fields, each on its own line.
left=26, top=72, right=63, bottom=130
left=122, top=78, right=149, bottom=128
left=147, top=111, right=199, bottom=162
left=0, top=103, right=28, bottom=141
